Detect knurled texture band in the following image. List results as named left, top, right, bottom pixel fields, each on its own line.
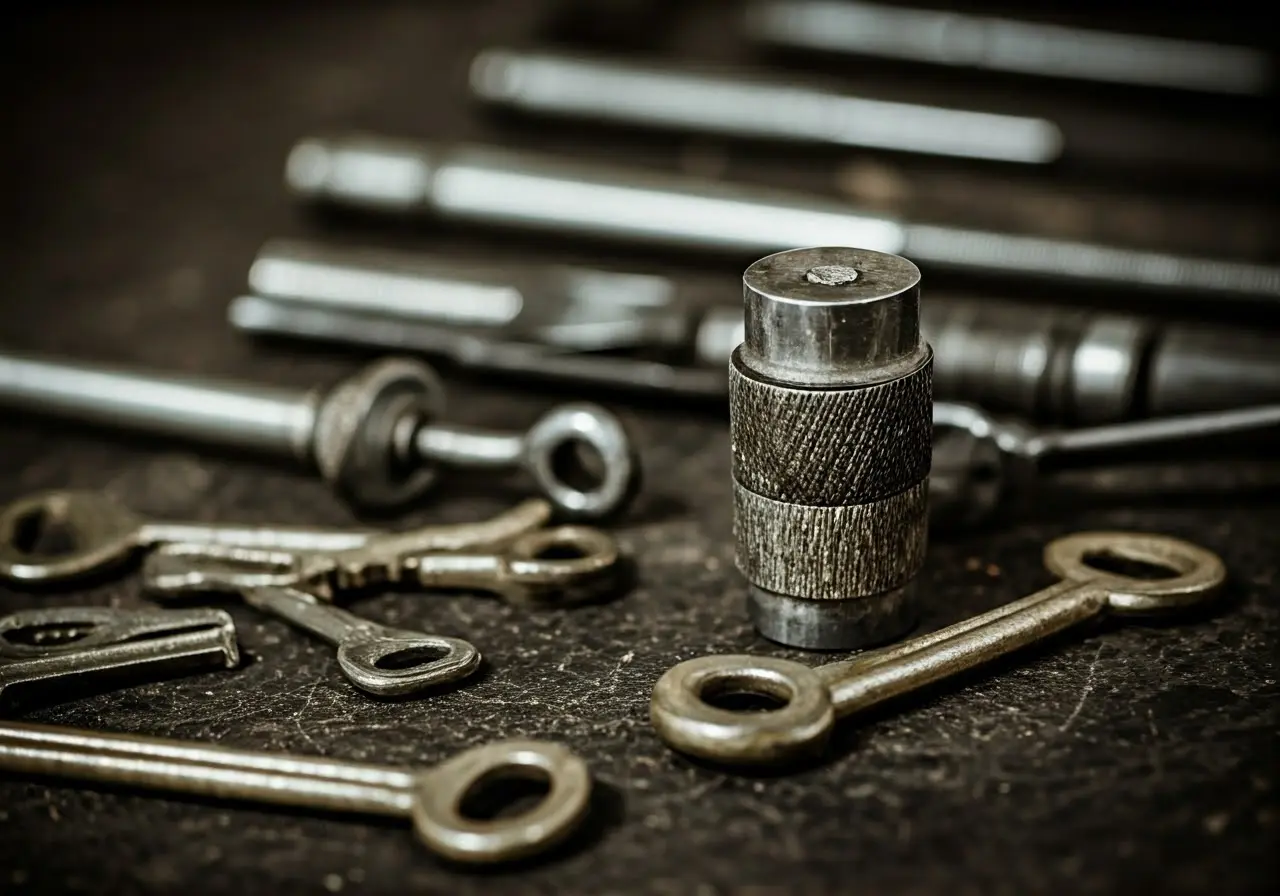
left=729, top=348, right=933, bottom=507
left=733, top=480, right=929, bottom=600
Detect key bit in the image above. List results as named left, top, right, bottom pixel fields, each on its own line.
left=0, top=351, right=641, bottom=519
left=0, top=606, right=239, bottom=708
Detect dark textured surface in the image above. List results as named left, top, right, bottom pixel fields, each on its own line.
left=2, top=4, right=1278, bottom=895
left=733, top=481, right=929, bottom=597
left=729, top=351, right=933, bottom=504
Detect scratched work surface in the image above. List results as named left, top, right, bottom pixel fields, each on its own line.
left=2, top=4, right=1278, bottom=895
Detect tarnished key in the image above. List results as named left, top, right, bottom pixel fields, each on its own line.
left=146, top=499, right=622, bottom=606
left=141, top=557, right=480, bottom=697
left=0, top=720, right=592, bottom=864
left=0, top=606, right=238, bottom=707
left=0, top=490, right=378, bottom=584
left=651, top=532, right=1225, bottom=765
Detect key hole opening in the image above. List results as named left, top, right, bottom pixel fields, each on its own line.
left=1082, top=550, right=1180, bottom=580
left=533, top=540, right=590, bottom=560
left=550, top=438, right=607, bottom=493
left=698, top=673, right=792, bottom=713
left=458, top=766, right=553, bottom=821
left=11, top=508, right=78, bottom=556
left=374, top=645, right=451, bottom=670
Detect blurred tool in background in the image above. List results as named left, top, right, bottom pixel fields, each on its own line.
left=229, top=241, right=1280, bottom=425
left=284, top=135, right=1280, bottom=301
left=744, top=0, right=1273, bottom=95
left=471, top=48, right=1065, bottom=164
left=469, top=48, right=1279, bottom=178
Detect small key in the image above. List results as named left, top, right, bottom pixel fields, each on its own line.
left=0, top=720, right=592, bottom=864
left=140, top=554, right=481, bottom=697
left=0, top=606, right=239, bottom=708
left=146, top=500, right=622, bottom=606
left=0, top=490, right=379, bottom=585
left=651, top=531, right=1225, bottom=765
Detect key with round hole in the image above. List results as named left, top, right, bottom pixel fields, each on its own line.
left=210, top=584, right=480, bottom=697
left=142, top=500, right=622, bottom=607
left=0, top=719, right=592, bottom=864
left=0, top=491, right=569, bottom=587
left=651, top=531, right=1226, bottom=765
left=0, top=489, right=383, bottom=585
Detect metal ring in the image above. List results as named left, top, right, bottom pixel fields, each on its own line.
left=501, top=527, right=620, bottom=606
left=336, top=631, right=481, bottom=697
left=649, top=655, right=834, bottom=765
left=412, top=740, right=593, bottom=864
left=1043, top=531, right=1226, bottom=615
left=0, top=490, right=142, bottom=584
left=522, top=403, right=640, bottom=521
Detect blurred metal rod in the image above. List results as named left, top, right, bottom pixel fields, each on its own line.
left=229, top=275, right=1280, bottom=425
left=229, top=294, right=730, bottom=401
left=251, top=239, right=687, bottom=352
left=745, top=0, right=1272, bottom=96
left=469, top=48, right=1064, bottom=164
left=285, top=135, right=1280, bottom=302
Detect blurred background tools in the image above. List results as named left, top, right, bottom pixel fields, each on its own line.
left=929, top=403, right=1280, bottom=529
left=285, top=135, right=1280, bottom=301
left=228, top=241, right=1280, bottom=424
left=470, top=48, right=1065, bottom=164
left=729, top=247, right=932, bottom=648
left=469, top=48, right=1280, bottom=178
left=743, top=1, right=1272, bottom=95
left=0, top=352, right=640, bottom=519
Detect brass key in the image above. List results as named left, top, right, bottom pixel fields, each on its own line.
left=651, top=531, right=1225, bottom=765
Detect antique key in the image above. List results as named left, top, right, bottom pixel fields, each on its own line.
left=0, top=606, right=239, bottom=707
left=143, top=500, right=621, bottom=606
left=0, top=490, right=379, bottom=584
left=0, top=720, right=592, bottom=864
left=651, top=532, right=1226, bottom=765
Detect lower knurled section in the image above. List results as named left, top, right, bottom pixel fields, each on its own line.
left=729, top=348, right=933, bottom=506
left=733, top=480, right=928, bottom=599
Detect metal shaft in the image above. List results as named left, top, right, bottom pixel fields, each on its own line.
left=744, top=0, right=1272, bottom=96
left=0, top=349, right=640, bottom=518
left=251, top=238, right=687, bottom=352
left=0, top=719, right=414, bottom=815
left=470, top=47, right=1064, bottom=164
left=286, top=135, right=1280, bottom=302
left=231, top=250, right=1280, bottom=424
left=0, top=352, right=316, bottom=461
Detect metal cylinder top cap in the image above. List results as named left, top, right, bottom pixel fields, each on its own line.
left=742, top=247, right=925, bottom=386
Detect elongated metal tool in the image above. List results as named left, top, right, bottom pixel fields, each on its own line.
left=0, top=720, right=592, bottom=864
left=471, top=47, right=1065, bottom=164
left=230, top=243, right=1280, bottom=420
left=286, top=134, right=1280, bottom=301
left=0, top=351, right=640, bottom=519
left=744, top=0, right=1272, bottom=96
left=652, top=531, right=1225, bottom=765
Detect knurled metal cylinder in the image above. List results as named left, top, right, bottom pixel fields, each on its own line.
left=730, top=246, right=932, bottom=649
